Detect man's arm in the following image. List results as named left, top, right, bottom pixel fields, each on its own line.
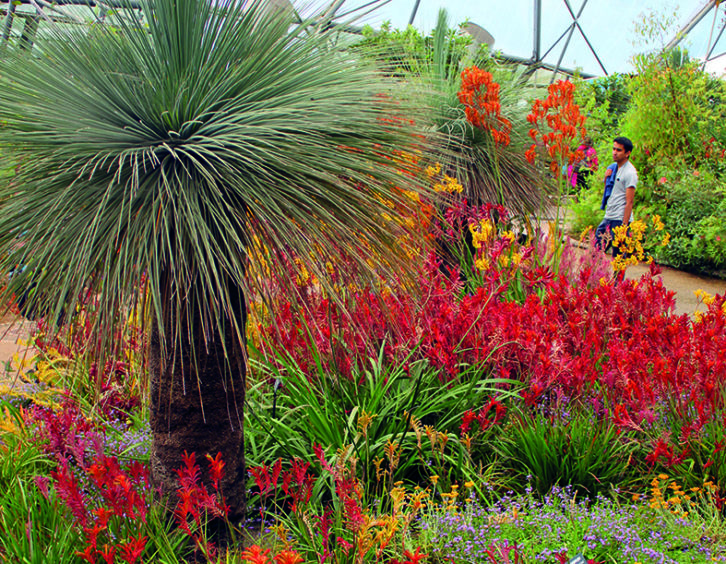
left=622, top=186, right=635, bottom=224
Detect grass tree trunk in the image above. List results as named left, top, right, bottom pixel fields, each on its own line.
left=148, top=281, right=247, bottom=522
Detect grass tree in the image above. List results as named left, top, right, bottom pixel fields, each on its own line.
left=356, top=9, right=548, bottom=215
left=0, top=0, right=432, bottom=520
left=424, top=10, right=548, bottom=214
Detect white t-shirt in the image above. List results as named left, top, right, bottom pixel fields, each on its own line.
left=603, top=160, right=638, bottom=222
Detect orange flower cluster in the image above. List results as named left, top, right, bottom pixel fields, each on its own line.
left=457, top=66, right=512, bottom=146
left=525, top=80, right=586, bottom=175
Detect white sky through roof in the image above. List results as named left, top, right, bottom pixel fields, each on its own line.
left=337, top=0, right=726, bottom=76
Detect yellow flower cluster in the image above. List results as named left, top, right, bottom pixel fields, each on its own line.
left=425, top=163, right=441, bottom=178
left=693, top=289, right=726, bottom=322
left=357, top=410, right=376, bottom=438
left=470, top=219, right=495, bottom=249
left=611, top=215, right=670, bottom=273
left=440, top=483, right=460, bottom=508
left=475, top=257, right=490, bottom=271
left=695, top=288, right=716, bottom=307
left=469, top=220, right=529, bottom=279
left=434, top=175, right=463, bottom=194
left=425, top=162, right=463, bottom=193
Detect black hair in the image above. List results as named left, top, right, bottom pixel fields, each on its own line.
left=613, top=136, right=633, bottom=153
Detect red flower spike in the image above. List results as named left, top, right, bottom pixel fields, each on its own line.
left=274, top=550, right=304, bottom=564
left=76, top=546, right=97, bottom=564
left=99, top=544, right=116, bottom=564
left=241, top=545, right=272, bottom=564
left=402, top=547, right=428, bottom=564
left=119, top=535, right=147, bottom=564
left=205, top=452, right=225, bottom=490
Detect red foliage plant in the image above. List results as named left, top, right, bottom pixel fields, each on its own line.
left=49, top=454, right=150, bottom=564
left=174, top=451, right=230, bottom=560
left=254, top=212, right=726, bottom=466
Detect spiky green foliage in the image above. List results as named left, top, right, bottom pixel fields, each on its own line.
left=423, top=10, right=548, bottom=214
left=0, top=0, right=432, bottom=356
left=355, top=9, right=548, bottom=214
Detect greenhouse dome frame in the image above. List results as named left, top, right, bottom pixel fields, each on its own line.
left=2, top=0, right=725, bottom=78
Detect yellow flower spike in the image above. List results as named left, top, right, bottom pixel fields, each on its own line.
left=698, top=290, right=715, bottom=306
left=424, top=425, right=437, bottom=444
left=439, top=433, right=449, bottom=453
left=464, top=481, right=475, bottom=488
left=612, top=256, right=627, bottom=272
left=461, top=433, right=472, bottom=453
left=384, top=440, right=400, bottom=470
left=658, top=474, right=669, bottom=480
left=409, top=489, right=429, bottom=513
left=270, top=521, right=296, bottom=551
left=357, top=411, right=376, bottom=438
left=373, top=457, right=384, bottom=482
left=430, top=475, right=439, bottom=485
left=390, top=486, right=406, bottom=516
left=11, top=352, right=34, bottom=373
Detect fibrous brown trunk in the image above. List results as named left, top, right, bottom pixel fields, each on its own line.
left=149, top=296, right=247, bottom=523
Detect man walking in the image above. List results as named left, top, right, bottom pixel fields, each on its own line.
left=595, top=136, right=637, bottom=255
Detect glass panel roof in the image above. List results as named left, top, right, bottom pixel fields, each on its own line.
left=334, top=0, right=726, bottom=76
left=2, top=0, right=724, bottom=76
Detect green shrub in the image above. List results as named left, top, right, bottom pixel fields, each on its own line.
left=652, top=169, right=726, bottom=275
left=493, top=407, right=638, bottom=497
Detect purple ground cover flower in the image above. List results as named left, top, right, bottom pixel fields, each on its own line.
left=421, top=485, right=726, bottom=562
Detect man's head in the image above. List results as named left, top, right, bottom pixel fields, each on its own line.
left=613, top=136, right=633, bottom=164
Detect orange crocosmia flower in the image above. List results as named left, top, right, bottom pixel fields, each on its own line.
left=458, top=65, right=512, bottom=146
left=526, top=79, right=587, bottom=173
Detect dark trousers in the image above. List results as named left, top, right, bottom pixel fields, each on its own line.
left=595, top=218, right=624, bottom=256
